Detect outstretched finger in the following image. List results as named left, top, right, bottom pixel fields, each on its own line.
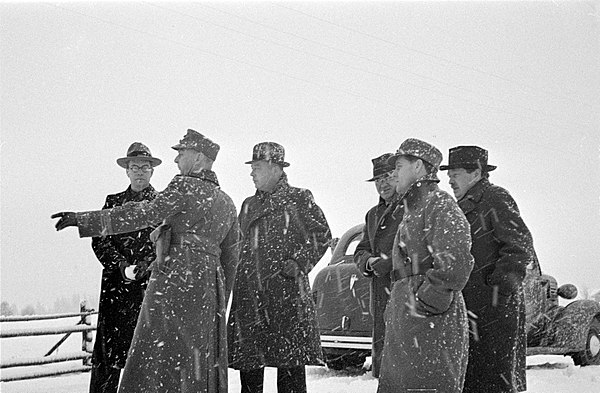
left=51, top=212, right=65, bottom=219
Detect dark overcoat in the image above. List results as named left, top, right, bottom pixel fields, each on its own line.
left=354, top=197, right=402, bottom=378
left=378, top=180, right=474, bottom=393
left=228, top=174, right=332, bottom=370
left=459, top=179, right=535, bottom=393
left=77, top=170, right=239, bottom=393
left=91, top=185, right=157, bottom=369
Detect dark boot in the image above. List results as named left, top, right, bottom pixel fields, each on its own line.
left=240, top=367, right=265, bottom=393
left=89, top=364, right=121, bottom=393
left=277, top=366, right=306, bottom=393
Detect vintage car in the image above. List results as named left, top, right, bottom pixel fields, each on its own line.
left=311, top=224, right=600, bottom=369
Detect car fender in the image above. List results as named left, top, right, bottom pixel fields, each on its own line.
left=549, top=299, right=600, bottom=351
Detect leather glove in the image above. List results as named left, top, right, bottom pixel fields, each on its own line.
left=368, top=256, right=393, bottom=277
left=51, top=212, right=77, bottom=231
left=281, top=259, right=299, bottom=279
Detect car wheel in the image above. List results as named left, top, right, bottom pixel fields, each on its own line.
left=572, top=317, right=600, bottom=366
left=325, top=351, right=368, bottom=370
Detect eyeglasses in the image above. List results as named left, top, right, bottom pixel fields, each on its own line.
left=128, top=164, right=152, bottom=173
left=375, top=172, right=394, bottom=183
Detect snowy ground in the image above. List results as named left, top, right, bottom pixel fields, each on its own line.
left=1, top=356, right=600, bottom=393
left=2, top=318, right=600, bottom=392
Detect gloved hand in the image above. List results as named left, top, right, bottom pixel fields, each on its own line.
left=368, top=256, right=393, bottom=277
left=51, top=212, right=77, bottom=231
left=281, top=259, right=299, bottom=279
left=133, top=260, right=152, bottom=280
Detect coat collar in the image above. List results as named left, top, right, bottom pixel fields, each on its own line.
left=180, top=169, right=220, bottom=186
left=399, top=177, right=439, bottom=210
left=125, top=184, right=156, bottom=200
left=458, top=178, right=490, bottom=214
left=242, top=173, right=290, bottom=232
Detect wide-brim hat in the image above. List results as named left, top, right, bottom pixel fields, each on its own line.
left=366, top=153, right=395, bottom=182
left=116, top=142, right=162, bottom=168
left=171, top=129, right=220, bottom=161
left=439, top=145, right=497, bottom=171
left=245, top=141, right=290, bottom=167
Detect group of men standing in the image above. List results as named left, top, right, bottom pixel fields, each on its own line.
left=355, top=140, right=537, bottom=393
left=52, top=130, right=331, bottom=393
left=52, top=131, right=537, bottom=393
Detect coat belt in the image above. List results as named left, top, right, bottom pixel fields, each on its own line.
left=170, top=233, right=221, bottom=257
left=390, top=264, right=431, bottom=282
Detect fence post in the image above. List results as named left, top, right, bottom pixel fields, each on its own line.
left=81, top=300, right=93, bottom=366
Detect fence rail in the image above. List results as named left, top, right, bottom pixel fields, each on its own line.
left=0, top=301, right=97, bottom=383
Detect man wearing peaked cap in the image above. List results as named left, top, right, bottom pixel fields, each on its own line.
left=228, top=141, right=331, bottom=393
left=52, top=129, right=240, bottom=392
left=86, top=142, right=160, bottom=393
left=378, top=138, right=474, bottom=393
left=387, top=137, right=442, bottom=182
left=171, top=128, right=220, bottom=161
left=441, top=145, right=539, bottom=393
left=354, top=153, right=402, bottom=378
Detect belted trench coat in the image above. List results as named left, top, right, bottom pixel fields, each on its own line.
left=77, top=170, right=239, bottom=393
left=459, top=178, right=536, bottom=393
left=228, top=174, right=331, bottom=370
left=378, top=179, right=474, bottom=393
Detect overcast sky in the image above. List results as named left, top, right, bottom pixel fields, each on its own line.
left=1, top=1, right=599, bottom=308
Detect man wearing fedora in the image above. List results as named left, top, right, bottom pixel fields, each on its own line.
left=377, top=139, right=474, bottom=393
left=52, top=129, right=240, bottom=393
left=441, top=146, right=538, bottom=393
left=87, top=142, right=161, bottom=393
left=353, top=153, right=402, bottom=378
left=228, top=142, right=332, bottom=393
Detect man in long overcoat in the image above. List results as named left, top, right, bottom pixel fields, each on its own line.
left=53, top=129, right=239, bottom=393
left=378, top=139, right=474, bottom=393
left=441, top=146, right=537, bottom=393
left=228, top=142, right=332, bottom=393
left=89, top=142, right=161, bottom=393
left=353, top=153, right=402, bottom=378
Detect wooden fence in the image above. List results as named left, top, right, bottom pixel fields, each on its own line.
left=0, top=301, right=97, bottom=382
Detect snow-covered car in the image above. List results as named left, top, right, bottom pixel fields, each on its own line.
left=311, top=224, right=600, bottom=369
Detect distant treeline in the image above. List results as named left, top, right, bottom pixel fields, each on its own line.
left=1, top=294, right=99, bottom=316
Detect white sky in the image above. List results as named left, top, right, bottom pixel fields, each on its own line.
left=1, top=1, right=599, bottom=307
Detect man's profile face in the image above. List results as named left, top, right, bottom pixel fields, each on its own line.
left=393, top=157, right=419, bottom=196
left=250, top=161, right=281, bottom=192
left=447, top=168, right=480, bottom=200
left=174, top=149, right=199, bottom=175
left=126, top=158, right=153, bottom=191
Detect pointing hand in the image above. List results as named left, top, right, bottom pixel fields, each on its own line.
left=51, top=212, right=77, bottom=231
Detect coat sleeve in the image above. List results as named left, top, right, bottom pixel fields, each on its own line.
left=77, top=176, right=187, bottom=238
left=354, top=210, right=374, bottom=277
left=416, top=194, right=474, bottom=314
left=91, top=195, right=128, bottom=271
left=485, top=187, right=534, bottom=294
left=288, top=189, right=332, bottom=274
left=220, top=214, right=240, bottom=301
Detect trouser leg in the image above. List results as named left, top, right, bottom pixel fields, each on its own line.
left=240, top=367, right=265, bottom=393
left=277, top=366, right=306, bottom=393
left=89, top=363, right=121, bottom=393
